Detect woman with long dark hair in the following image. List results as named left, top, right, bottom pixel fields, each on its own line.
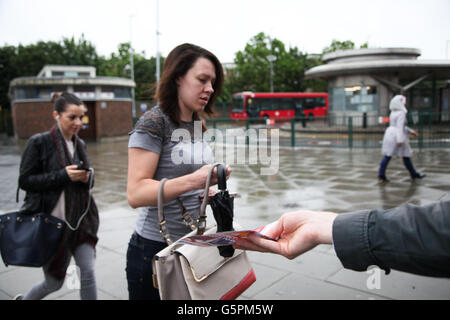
left=126, top=43, right=230, bottom=300
left=14, top=92, right=99, bottom=300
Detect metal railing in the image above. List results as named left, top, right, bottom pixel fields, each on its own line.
left=205, top=112, right=450, bottom=149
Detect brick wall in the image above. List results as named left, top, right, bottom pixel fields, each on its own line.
left=12, top=100, right=133, bottom=140
left=95, top=101, right=133, bottom=138
left=12, top=102, right=54, bottom=139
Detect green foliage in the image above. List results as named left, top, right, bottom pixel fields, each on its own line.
left=322, top=39, right=356, bottom=54
left=224, top=32, right=307, bottom=95
left=0, top=35, right=102, bottom=110
left=0, top=37, right=165, bottom=110
left=322, top=39, right=369, bottom=54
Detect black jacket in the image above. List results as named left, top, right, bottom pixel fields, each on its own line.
left=18, top=131, right=86, bottom=214
left=333, top=200, right=450, bottom=278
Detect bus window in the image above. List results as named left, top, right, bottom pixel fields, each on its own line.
left=278, top=98, right=295, bottom=110
left=232, top=95, right=244, bottom=112
left=316, top=97, right=326, bottom=107
left=259, top=98, right=274, bottom=111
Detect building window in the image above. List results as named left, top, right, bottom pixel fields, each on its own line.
left=65, top=71, right=78, bottom=77
left=15, top=87, right=38, bottom=99
left=37, top=87, right=52, bottom=99
left=409, top=88, right=433, bottom=110
left=74, top=86, right=95, bottom=100
left=100, top=86, right=131, bottom=99
left=330, top=86, right=378, bottom=112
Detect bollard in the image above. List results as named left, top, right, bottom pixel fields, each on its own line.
left=418, top=113, right=423, bottom=150
left=245, top=118, right=249, bottom=145
left=291, top=118, right=296, bottom=147
left=363, top=112, right=367, bottom=129
left=348, top=116, right=353, bottom=149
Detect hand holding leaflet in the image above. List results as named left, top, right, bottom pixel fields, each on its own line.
left=178, top=224, right=278, bottom=247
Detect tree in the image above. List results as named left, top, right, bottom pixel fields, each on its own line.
left=97, top=42, right=164, bottom=101
left=322, top=39, right=369, bottom=54
left=322, top=39, right=356, bottom=54
left=225, top=32, right=307, bottom=94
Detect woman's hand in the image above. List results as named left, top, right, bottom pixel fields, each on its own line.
left=65, top=164, right=89, bottom=183
left=199, top=187, right=218, bottom=202
left=189, top=164, right=232, bottom=190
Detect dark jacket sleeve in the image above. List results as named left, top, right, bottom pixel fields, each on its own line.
left=18, top=133, right=71, bottom=192
left=332, top=200, right=450, bottom=278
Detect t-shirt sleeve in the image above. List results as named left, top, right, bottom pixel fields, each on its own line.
left=128, top=108, right=165, bottom=154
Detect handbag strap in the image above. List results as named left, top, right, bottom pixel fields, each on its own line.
left=157, top=178, right=172, bottom=245
left=64, top=167, right=95, bottom=231
left=157, top=163, right=226, bottom=244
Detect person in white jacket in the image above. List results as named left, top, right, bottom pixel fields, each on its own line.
left=377, top=95, right=426, bottom=182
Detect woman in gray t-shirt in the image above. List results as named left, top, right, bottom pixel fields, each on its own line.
left=126, top=43, right=229, bottom=300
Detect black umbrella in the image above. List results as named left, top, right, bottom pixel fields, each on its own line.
left=209, top=164, right=235, bottom=257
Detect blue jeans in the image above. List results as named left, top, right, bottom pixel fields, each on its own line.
left=378, top=156, right=418, bottom=178
left=125, top=232, right=167, bottom=300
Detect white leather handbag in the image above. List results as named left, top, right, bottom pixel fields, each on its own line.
left=152, top=164, right=256, bottom=300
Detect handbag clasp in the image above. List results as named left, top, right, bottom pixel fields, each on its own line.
left=197, top=216, right=207, bottom=235
left=159, top=220, right=173, bottom=245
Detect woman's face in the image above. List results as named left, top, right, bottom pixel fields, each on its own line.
left=177, top=57, right=216, bottom=118
left=54, top=103, right=85, bottom=139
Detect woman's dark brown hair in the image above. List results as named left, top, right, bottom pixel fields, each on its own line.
left=51, top=91, right=83, bottom=113
left=154, top=43, right=224, bottom=127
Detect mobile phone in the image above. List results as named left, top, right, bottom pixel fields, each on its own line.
left=76, top=161, right=88, bottom=171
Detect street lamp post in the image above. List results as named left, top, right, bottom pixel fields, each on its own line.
left=267, top=54, right=276, bottom=92
left=156, top=0, right=161, bottom=85
left=129, top=14, right=136, bottom=124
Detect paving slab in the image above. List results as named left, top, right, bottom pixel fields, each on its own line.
left=251, top=272, right=386, bottom=300
left=327, top=268, right=450, bottom=300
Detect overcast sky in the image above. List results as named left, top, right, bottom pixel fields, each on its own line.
left=1, top=0, right=450, bottom=63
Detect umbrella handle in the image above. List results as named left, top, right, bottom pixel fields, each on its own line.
left=217, top=164, right=227, bottom=191
left=198, top=162, right=227, bottom=234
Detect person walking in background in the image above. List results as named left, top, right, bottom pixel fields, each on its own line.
left=126, top=43, right=230, bottom=300
left=233, top=200, right=450, bottom=278
left=377, top=94, right=426, bottom=183
left=14, top=92, right=99, bottom=300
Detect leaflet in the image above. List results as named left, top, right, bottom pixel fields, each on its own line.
left=178, top=226, right=278, bottom=247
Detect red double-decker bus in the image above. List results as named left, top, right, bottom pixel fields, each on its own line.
left=230, top=92, right=328, bottom=120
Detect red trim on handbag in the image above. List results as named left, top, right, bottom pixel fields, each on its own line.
left=220, top=269, right=256, bottom=300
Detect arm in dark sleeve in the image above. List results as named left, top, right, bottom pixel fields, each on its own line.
left=332, top=201, right=450, bottom=278
left=18, top=134, right=70, bottom=192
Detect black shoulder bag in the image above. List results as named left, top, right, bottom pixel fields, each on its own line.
left=0, top=135, right=94, bottom=267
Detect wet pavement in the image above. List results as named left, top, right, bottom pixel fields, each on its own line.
left=1, top=138, right=450, bottom=300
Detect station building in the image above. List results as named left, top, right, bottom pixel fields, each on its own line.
left=305, top=48, right=450, bottom=126
left=9, top=65, right=135, bottom=141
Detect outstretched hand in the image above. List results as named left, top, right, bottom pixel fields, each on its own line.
left=233, top=210, right=337, bottom=260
